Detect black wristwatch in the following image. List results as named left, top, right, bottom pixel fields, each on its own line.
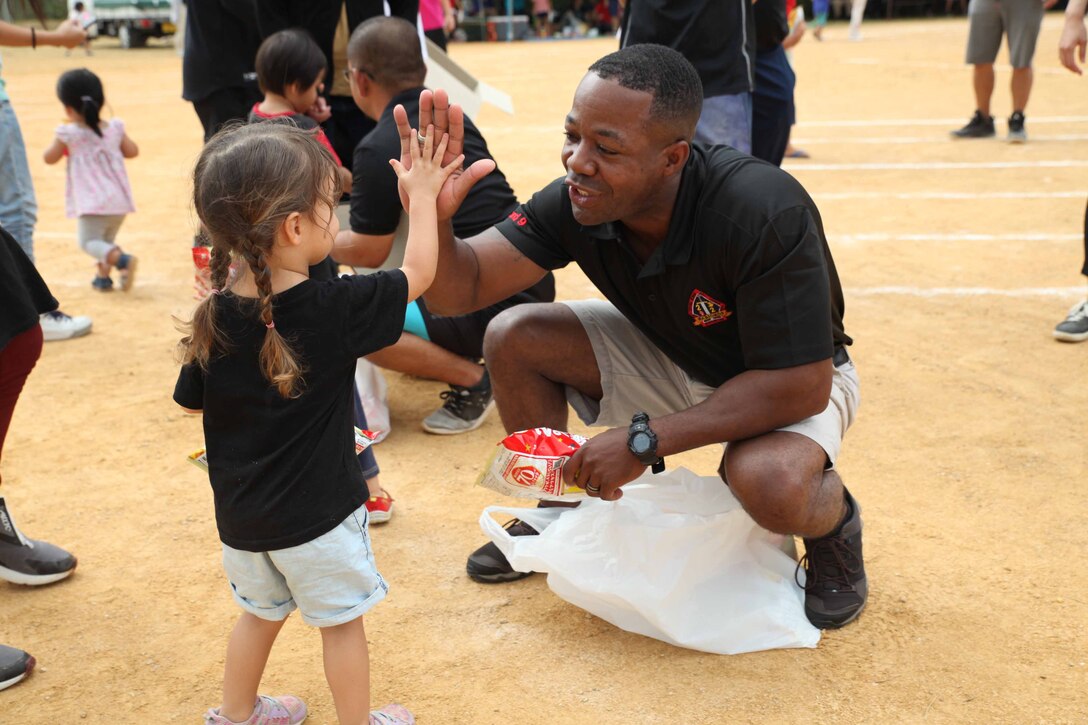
left=627, top=412, right=665, bottom=474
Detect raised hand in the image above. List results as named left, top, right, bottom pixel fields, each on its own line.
left=392, top=89, right=496, bottom=221
left=389, top=124, right=464, bottom=203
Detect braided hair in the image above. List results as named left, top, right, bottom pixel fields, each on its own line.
left=178, top=122, right=339, bottom=398
left=56, top=68, right=105, bottom=137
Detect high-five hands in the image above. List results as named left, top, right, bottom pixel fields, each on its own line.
left=392, top=89, right=496, bottom=219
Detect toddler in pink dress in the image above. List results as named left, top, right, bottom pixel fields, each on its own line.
left=43, top=68, right=139, bottom=292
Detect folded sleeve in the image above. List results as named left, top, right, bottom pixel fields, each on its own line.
left=173, top=362, right=206, bottom=410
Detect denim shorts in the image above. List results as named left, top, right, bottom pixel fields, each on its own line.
left=562, top=299, right=860, bottom=468
left=221, top=504, right=388, bottom=627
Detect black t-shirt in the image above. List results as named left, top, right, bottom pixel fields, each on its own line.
left=350, top=87, right=518, bottom=239
left=173, top=271, right=408, bottom=552
left=0, top=226, right=58, bottom=351
left=620, top=0, right=756, bottom=97
left=182, top=0, right=262, bottom=102
left=755, top=0, right=790, bottom=52
left=494, top=145, right=850, bottom=389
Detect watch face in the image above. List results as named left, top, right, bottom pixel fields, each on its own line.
left=631, top=431, right=652, bottom=455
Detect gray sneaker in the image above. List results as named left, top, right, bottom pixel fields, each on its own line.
left=421, top=369, right=495, bottom=435
left=1054, top=299, right=1088, bottom=342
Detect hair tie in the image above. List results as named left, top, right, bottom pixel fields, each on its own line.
left=266, top=321, right=275, bottom=329
left=80, top=95, right=94, bottom=103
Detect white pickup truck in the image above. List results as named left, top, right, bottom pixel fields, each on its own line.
left=78, top=0, right=176, bottom=48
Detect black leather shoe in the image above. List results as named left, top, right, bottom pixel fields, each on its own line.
left=466, top=519, right=537, bottom=583
left=0, top=645, right=35, bottom=692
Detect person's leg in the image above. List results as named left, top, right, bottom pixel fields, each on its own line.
left=695, top=92, right=753, bottom=154
left=1009, top=67, right=1033, bottom=112
left=366, top=333, right=484, bottom=388
left=973, top=64, right=996, bottom=116
left=424, top=26, right=448, bottom=51
left=724, top=433, right=845, bottom=538
left=319, top=616, right=371, bottom=725
left=483, top=303, right=602, bottom=434
left=812, top=0, right=829, bottom=35
left=848, top=0, right=867, bottom=39
left=0, top=326, right=43, bottom=459
left=1005, top=0, right=1044, bottom=116
left=0, top=101, right=39, bottom=262
left=219, top=613, right=287, bottom=722
left=1053, top=199, right=1088, bottom=341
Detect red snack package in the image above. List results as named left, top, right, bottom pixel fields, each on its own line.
left=476, top=427, right=587, bottom=500
left=192, top=245, right=211, bottom=271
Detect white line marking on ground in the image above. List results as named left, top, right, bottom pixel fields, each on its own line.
left=847, top=286, right=1086, bottom=298
left=837, top=233, right=1081, bottom=242
left=785, top=160, right=1088, bottom=171
left=795, top=115, right=1088, bottom=128
left=840, top=58, right=1072, bottom=75
left=817, top=191, right=1088, bottom=200
left=792, top=134, right=1088, bottom=145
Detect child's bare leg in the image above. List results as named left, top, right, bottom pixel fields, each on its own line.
left=104, top=247, right=122, bottom=270
left=365, top=474, right=388, bottom=499
left=320, top=616, right=371, bottom=725
left=220, top=613, right=286, bottom=722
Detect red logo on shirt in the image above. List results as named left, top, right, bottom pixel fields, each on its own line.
left=688, top=289, right=732, bottom=327
left=508, top=211, right=528, bottom=227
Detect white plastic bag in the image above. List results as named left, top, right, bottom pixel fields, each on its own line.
left=479, top=467, right=821, bottom=654
left=354, top=358, right=390, bottom=443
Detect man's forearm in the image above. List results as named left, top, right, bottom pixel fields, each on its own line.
left=650, top=360, right=833, bottom=458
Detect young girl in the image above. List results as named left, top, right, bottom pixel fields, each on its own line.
left=249, top=28, right=352, bottom=195
left=43, top=68, right=139, bottom=292
left=174, top=120, right=460, bottom=724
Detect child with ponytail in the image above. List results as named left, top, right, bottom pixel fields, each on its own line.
left=174, top=119, right=464, bottom=725
left=43, top=68, right=139, bottom=292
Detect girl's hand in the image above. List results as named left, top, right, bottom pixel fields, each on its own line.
left=53, top=19, right=86, bottom=48
left=306, top=96, right=332, bottom=123
left=389, top=125, right=464, bottom=203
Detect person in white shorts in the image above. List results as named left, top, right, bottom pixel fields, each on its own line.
left=399, top=44, right=868, bottom=630
left=951, top=0, right=1057, bottom=142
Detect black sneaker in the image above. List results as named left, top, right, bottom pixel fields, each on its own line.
left=1007, top=111, right=1027, bottom=143
left=1054, top=299, right=1088, bottom=342
left=0, top=645, right=34, bottom=692
left=466, top=519, right=537, bottom=583
left=0, top=496, right=78, bottom=586
left=950, top=111, right=996, bottom=139
left=421, top=368, right=495, bottom=435
left=796, top=489, right=867, bottom=629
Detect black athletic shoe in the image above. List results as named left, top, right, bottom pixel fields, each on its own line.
left=0, top=496, right=78, bottom=586
left=950, top=111, right=996, bottom=139
left=0, top=645, right=34, bottom=692
left=1007, top=111, right=1027, bottom=143
left=466, top=519, right=537, bottom=583
left=421, top=368, right=495, bottom=435
left=797, top=489, right=867, bottom=629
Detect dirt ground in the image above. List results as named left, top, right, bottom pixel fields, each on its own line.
left=3, top=16, right=1087, bottom=724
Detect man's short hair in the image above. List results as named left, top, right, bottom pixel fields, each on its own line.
left=347, top=16, right=427, bottom=91
left=588, top=45, right=703, bottom=140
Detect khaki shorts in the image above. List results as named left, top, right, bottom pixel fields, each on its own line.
left=965, top=0, right=1044, bottom=68
left=563, top=299, right=860, bottom=468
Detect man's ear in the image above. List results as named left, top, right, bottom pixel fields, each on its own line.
left=278, top=211, right=304, bottom=248
left=662, top=140, right=691, bottom=178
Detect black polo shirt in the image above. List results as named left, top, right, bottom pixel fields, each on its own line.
left=620, top=0, right=755, bottom=97
left=494, top=145, right=850, bottom=389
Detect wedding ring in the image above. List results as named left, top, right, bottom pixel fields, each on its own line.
left=585, top=483, right=601, bottom=496
left=417, top=132, right=427, bottom=145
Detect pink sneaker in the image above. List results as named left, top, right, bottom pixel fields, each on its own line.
left=204, top=695, right=307, bottom=724
left=370, top=704, right=415, bottom=724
